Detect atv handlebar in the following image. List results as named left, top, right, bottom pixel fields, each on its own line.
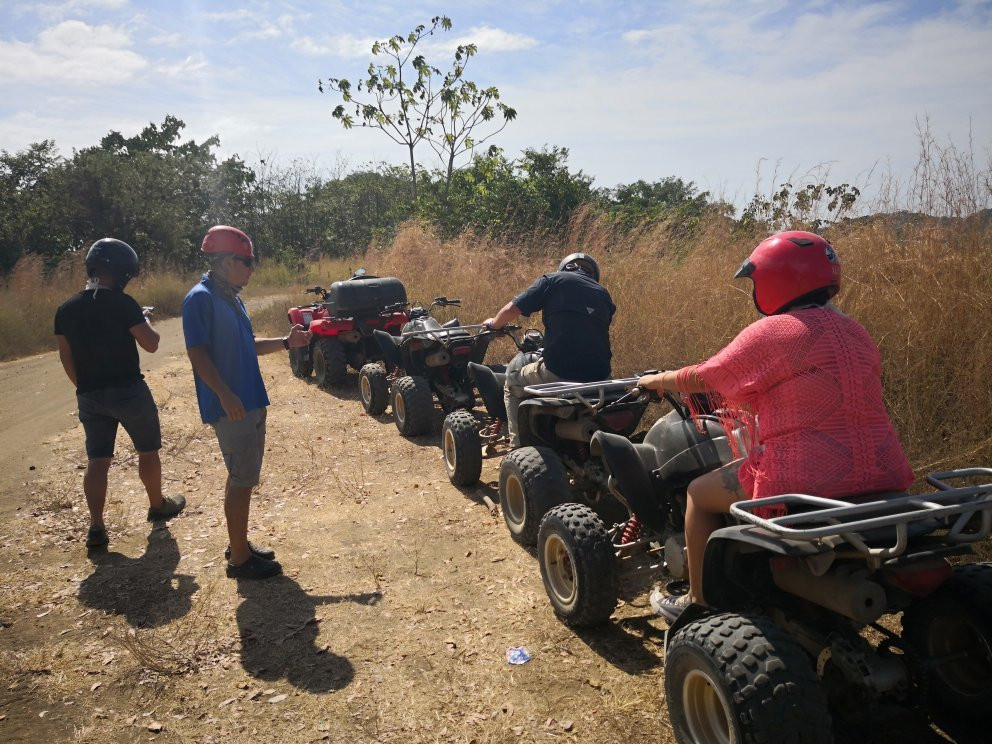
left=429, top=297, right=461, bottom=311
left=305, top=286, right=329, bottom=300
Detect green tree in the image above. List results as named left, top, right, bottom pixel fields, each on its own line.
left=320, top=16, right=515, bottom=199
left=0, top=140, right=72, bottom=270
left=419, top=145, right=593, bottom=238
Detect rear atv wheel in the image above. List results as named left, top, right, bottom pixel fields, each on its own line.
left=442, top=410, right=482, bottom=486
left=498, top=446, right=570, bottom=546
left=902, top=562, right=992, bottom=722
left=289, top=344, right=313, bottom=379
left=359, top=363, right=389, bottom=415
left=538, top=503, right=618, bottom=627
left=665, top=612, right=833, bottom=744
left=313, top=338, right=348, bottom=389
left=392, top=375, right=434, bottom=436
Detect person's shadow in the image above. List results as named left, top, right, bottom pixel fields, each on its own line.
left=78, top=528, right=198, bottom=628
left=235, top=575, right=380, bottom=693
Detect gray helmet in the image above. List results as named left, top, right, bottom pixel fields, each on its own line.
left=558, top=252, right=600, bottom=282
left=85, top=238, right=140, bottom=288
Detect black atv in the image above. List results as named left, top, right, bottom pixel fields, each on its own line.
left=286, top=269, right=408, bottom=388
left=496, top=377, right=652, bottom=547
left=360, top=298, right=514, bottom=437
left=535, top=389, right=742, bottom=626
left=440, top=328, right=545, bottom=487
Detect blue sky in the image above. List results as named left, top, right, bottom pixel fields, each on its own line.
left=1, top=0, right=990, bottom=209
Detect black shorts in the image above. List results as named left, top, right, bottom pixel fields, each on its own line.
left=77, top=380, right=162, bottom=459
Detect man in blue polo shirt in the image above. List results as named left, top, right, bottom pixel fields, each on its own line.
left=483, top=252, right=615, bottom=447
left=182, top=225, right=311, bottom=579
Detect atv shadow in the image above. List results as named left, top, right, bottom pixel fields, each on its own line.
left=303, top=372, right=364, bottom=403
left=571, top=612, right=664, bottom=674
left=78, top=527, right=198, bottom=628
left=453, top=479, right=501, bottom=512
left=835, top=704, right=980, bottom=744
left=235, top=575, right=381, bottom=693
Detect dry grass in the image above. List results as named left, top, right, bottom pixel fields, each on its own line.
left=368, top=208, right=992, bottom=480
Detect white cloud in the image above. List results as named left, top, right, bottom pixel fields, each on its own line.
left=452, top=26, right=538, bottom=53
left=158, top=53, right=208, bottom=78
left=204, top=9, right=254, bottom=23
left=291, top=34, right=377, bottom=58
left=0, top=20, right=146, bottom=85
left=149, top=31, right=183, bottom=47
left=34, top=0, right=130, bottom=24
left=292, top=24, right=536, bottom=60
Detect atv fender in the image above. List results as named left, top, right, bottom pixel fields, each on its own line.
left=700, top=524, right=833, bottom=610
left=373, top=329, right=402, bottom=371
left=468, top=362, right=507, bottom=421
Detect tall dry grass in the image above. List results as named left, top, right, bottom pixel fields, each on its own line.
left=0, top=254, right=195, bottom=362
left=369, top=207, right=992, bottom=474
left=0, top=254, right=359, bottom=361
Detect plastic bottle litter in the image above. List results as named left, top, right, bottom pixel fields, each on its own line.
left=505, top=646, right=532, bottom=665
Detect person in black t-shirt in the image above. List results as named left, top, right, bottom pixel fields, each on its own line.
left=483, top=252, right=616, bottom=447
left=54, top=239, right=185, bottom=550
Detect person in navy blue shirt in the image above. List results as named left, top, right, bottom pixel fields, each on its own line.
left=484, top=253, right=615, bottom=447
left=182, top=226, right=311, bottom=579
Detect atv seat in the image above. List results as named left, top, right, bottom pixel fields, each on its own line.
left=402, top=317, right=472, bottom=340
left=372, top=329, right=403, bottom=370
left=468, top=362, right=507, bottom=421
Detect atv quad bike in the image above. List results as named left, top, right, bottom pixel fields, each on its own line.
left=362, top=297, right=513, bottom=437
left=440, top=328, right=545, bottom=487
left=496, top=377, right=653, bottom=547
left=577, top=413, right=992, bottom=741
left=535, top=388, right=742, bottom=626
left=664, top=471, right=992, bottom=742
left=286, top=269, right=408, bottom=388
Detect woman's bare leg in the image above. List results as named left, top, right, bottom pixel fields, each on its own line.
left=685, top=459, right=746, bottom=605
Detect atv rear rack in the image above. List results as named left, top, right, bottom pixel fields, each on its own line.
left=400, top=323, right=490, bottom=340
left=523, top=379, right=642, bottom=413
left=730, top=468, right=992, bottom=561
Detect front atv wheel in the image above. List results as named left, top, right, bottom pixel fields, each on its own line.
left=442, top=410, right=482, bottom=486
left=665, top=613, right=833, bottom=744
left=359, top=363, right=389, bottom=415
left=902, top=562, right=992, bottom=722
left=498, top=446, right=570, bottom=546
left=538, top=503, right=618, bottom=627
left=313, top=338, right=348, bottom=389
left=392, top=375, right=434, bottom=436
left=289, top=344, right=313, bottom=379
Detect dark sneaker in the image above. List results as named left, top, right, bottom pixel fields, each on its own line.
left=147, top=494, right=186, bottom=522
left=226, top=554, right=282, bottom=579
left=85, top=525, right=109, bottom=548
left=224, top=542, right=276, bottom=561
left=655, top=593, right=692, bottom=624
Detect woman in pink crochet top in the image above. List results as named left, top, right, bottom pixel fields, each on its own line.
left=637, top=231, right=913, bottom=622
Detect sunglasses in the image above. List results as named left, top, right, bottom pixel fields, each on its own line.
left=230, top=255, right=255, bottom=268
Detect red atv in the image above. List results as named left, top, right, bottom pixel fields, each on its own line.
left=286, top=269, right=408, bottom=388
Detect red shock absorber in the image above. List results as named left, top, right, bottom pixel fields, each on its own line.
left=620, top=515, right=642, bottom=544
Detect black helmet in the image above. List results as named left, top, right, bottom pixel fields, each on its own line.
left=85, top=238, right=140, bottom=288
left=558, top=252, right=600, bottom=282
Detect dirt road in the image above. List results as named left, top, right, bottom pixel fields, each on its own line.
left=0, top=317, right=964, bottom=744
left=0, top=315, right=188, bottom=514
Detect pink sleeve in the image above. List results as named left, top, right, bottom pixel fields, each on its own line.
left=694, top=317, right=790, bottom=403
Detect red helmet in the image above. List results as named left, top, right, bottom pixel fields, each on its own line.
left=734, top=231, right=840, bottom=315
left=201, top=225, right=254, bottom=258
